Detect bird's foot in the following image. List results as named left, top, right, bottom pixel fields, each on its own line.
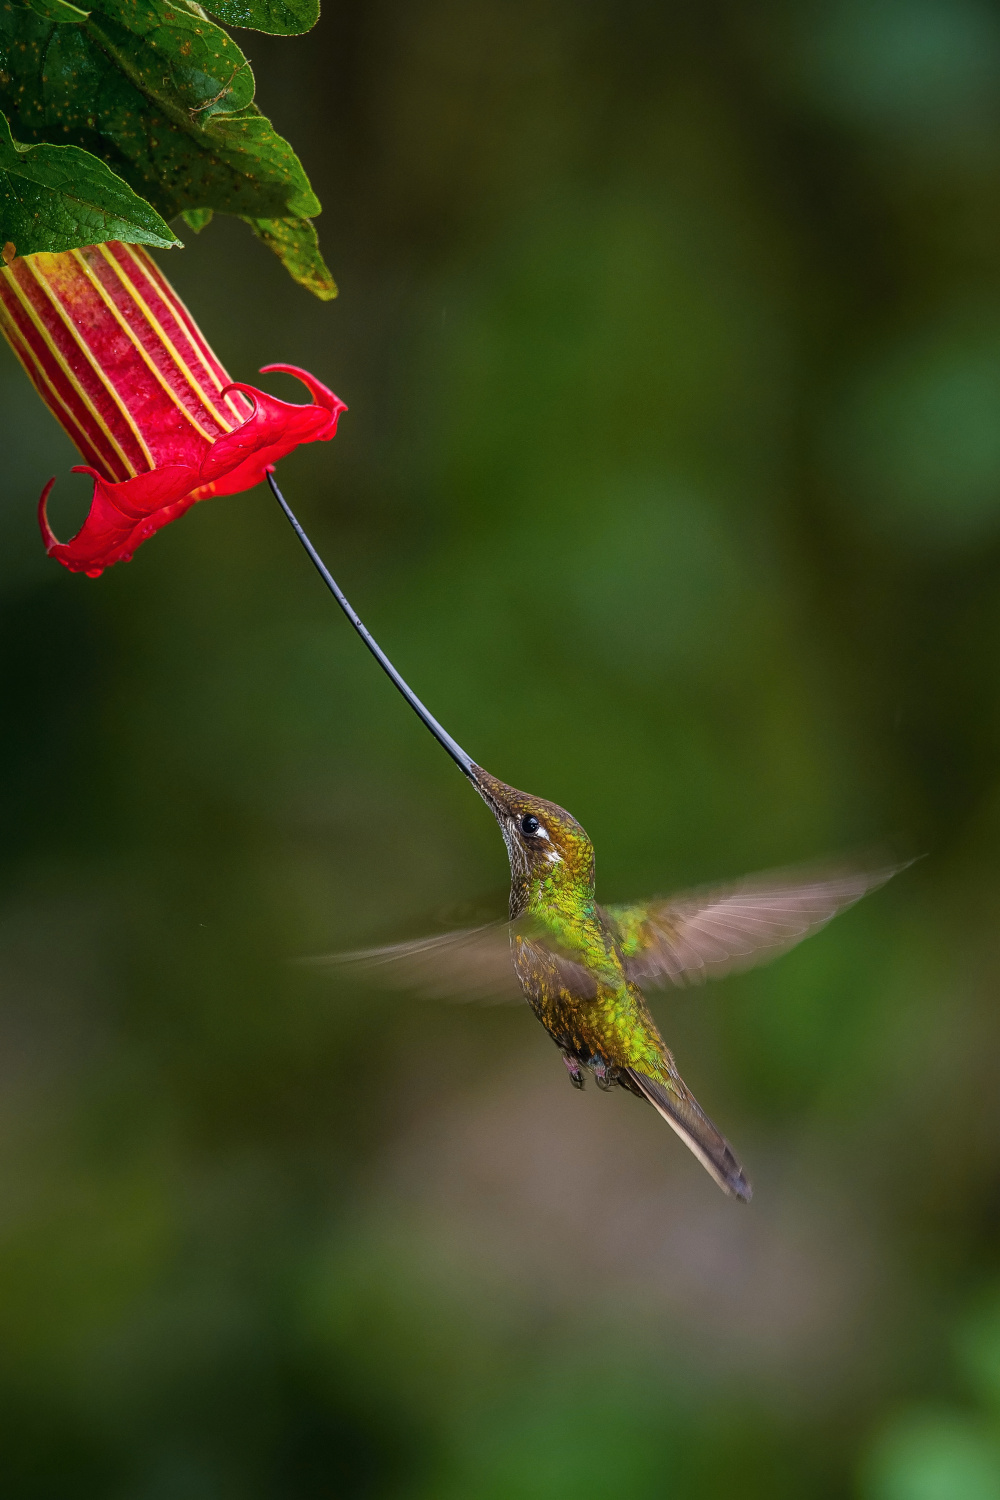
left=590, top=1057, right=619, bottom=1092
left=562, top=1054, right=586, bottom=1090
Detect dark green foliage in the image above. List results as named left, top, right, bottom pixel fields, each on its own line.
left=241, top=213, right=334, bottom=298
left=204, top=0, right=319, bottom=39
left=0, top=0, right=334, bottom=292
left=5, top=0, right=1000, bottom=1496
left=180, top=204, right=212, bottom=232
left=0, top=108, right=178, bottom=252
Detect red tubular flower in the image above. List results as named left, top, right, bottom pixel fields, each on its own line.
left=0, top=242, right=346, bottom=577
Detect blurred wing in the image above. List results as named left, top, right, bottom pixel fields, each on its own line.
left=625, top=1064, right=751, bottom=1201
left=514, top=936, right=599, bottom=1003
left=303, top=924, right=524, bottom=1004
left=305, top=918, right=601, bottom=1006
left=607, top=859, right=907, bottom=989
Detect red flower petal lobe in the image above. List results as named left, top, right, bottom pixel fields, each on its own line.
left=39, top=368, right=347, bottom=576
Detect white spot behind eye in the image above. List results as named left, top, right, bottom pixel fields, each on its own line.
left=513, top=817, right=550, bottom=842
left=516, top=821, right=561, bottom=863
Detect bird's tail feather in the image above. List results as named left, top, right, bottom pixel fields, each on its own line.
left=625, top=1067, right=752, bottom=1202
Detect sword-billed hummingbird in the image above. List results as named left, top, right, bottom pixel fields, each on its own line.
left=271, top=475, right=903, bottom=1202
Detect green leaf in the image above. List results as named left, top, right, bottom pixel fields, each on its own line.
left=20, top=0, right=88, bottom=21
left=242, top=214, right=336, bottom=299
left=180, top=206, right=213, bottom=232
left=0, top=108, right=180, bottom=255
left=203, top=0, right=318, bottom=38
left=0, top=0, right=332, bottom=295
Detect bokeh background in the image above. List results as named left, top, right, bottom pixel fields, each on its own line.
left=5, top=0, right=1000, bottom=1494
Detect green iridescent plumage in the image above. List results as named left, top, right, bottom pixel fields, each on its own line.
left=271, top=475, right=904, bottom=1202
left=476, top=769, right=676, bottom=1078
left=328, top=766, right=902, bottom=1201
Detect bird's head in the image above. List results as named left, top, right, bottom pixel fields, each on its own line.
left=470, top=767, right=595, bottom=897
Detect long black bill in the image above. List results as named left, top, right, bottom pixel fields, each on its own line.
left=268, top=473, right=476, bottom=779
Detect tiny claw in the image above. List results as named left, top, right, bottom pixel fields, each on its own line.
left=590, top=1057, right=619, bottom=1092
left=563, top=1054, right=586, bottom=1090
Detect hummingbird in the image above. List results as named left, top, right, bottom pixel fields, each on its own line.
left=270, top=475, right=903, bottom=1202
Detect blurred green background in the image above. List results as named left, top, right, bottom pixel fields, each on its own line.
left=6, top=0, right=1000, bottom=1494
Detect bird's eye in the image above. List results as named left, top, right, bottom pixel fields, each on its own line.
left=520, top=814, right=540, bottom=836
